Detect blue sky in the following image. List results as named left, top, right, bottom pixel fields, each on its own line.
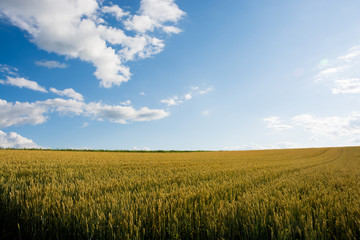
left=1, top=0, right=360, bottom=150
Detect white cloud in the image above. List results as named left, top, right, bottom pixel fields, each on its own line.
left=198, top=87, right=213, bottom=95
left=0, top=76, right=47, bottom=92
left=184, top=93, right=192, bottom=100
left=125, top=0, right=185, bottom=33
left=160, top=96, right=183, bottom=106
left=0, top=130, right=41, bottom=149
left=50, top=87, right=84, bottom=101
left=264, top=112, right=360, bottom=139
left=223, top=142, right=300, bottom=151
left=263, top=116, right=293, bottom=131
left=118, top=34, right=165, bottom=61
left=83, top=101, right=169, bottom=123
left=120, top=100, right=132, bottom=105
left=0, top=99, right=49, bottom=127
left=291, top=114, right=358, bottom=138
left=68, top=146, right=93, bottom=150
left=81, top=122, right=89, bottom=128
left=315, top=66, right=347, bottom=81
left=0, top=0, right=185, bottom=88
left=0, top=64, right=18, bottom=76
left=315, top=45, right=360, bottom=94
left=337, top=46, right=360, bottom=60
left=332, top=78, right=360, bottom=94
left=35, top=60, right=68, bottom=69
left=223, top=144, right=266, bottom=151
left=133, top=146, right=151, bottom=151
left=160, top=85, right=213, bottom=107
left=102, top=5, right=129, bottom=20
left=162, top=25, right=182, bottom=34
left=0, top=98, right=169, bottom=128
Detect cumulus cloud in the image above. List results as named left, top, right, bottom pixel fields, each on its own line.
left=101, top=5, right=129, bottom=20
left=0, top=99, right=49, bottom=127
left=0, top=76, right=47, bottom=92
left=264, top=112, right=360, bottom=139
left=0, top=0, right=185, bottom=88
left=50, top=87, right=84, bottom=101
left=118, top=34, right=165, bottom=61
left=0, top=98, right=168, bottom=128
left=35, top=60, right=68, bottom=69
left=0, top=130, right=41, bottom=149
left=125, top=0, right=185, bottom=33
left=315, top=45, right=360, bottom=94
left=160, top=85, right=213, bottom=107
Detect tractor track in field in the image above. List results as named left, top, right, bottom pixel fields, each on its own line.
left=200, top=148, right=344, bottom=200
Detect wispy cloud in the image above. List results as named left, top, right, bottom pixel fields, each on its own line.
left=81, top=122, right=89, bottom=128
left=202, top=110, right=209, bottom=116
left=0, top=0, right=185, bottom=88
left=198, top=87, right=213, bottom=95
left=0, top=76, right=47, bottom=92
left=35, top=60, right=68, bottom=69
left=0, top=130, right=41, bottom=149
left=263, top=116, right=293, bottom=131
left=315, top=45, right=360, bottom=94
left=160, top=96, right=183, bottom=106
left=0, top=64, right=18, bottom=76
left=160, top=85, right=213, bottom=107
left=120, top=100, right=132, bottom=106
left=50, top=87, right=83, bottom=101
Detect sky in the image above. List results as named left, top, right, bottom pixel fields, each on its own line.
left=1, top=0, right=360, bottom=150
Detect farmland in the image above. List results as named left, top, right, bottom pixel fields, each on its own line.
left=0, top=147, right=359, bottom=239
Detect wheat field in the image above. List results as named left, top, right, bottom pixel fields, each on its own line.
left=0, top=147, right=359, bottom=239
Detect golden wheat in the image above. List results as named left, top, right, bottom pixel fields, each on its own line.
left=0, top=147, right=359, bottom=239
